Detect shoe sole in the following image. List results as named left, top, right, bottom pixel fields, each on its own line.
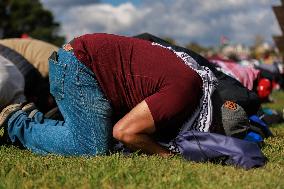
left=22, top=103, right=36, bottom=113
left=28, top=109, right=39, bottom=119
left=0, top=104, right=22, bottom=127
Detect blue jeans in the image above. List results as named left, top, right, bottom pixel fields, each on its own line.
left=7, top=49, right=113, bottom=156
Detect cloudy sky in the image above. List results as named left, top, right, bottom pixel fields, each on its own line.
left=40, top=0, right=282, bottom=46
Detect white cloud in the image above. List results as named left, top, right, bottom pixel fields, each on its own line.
left=41, top=0, right=281, bottom=46
left=57, top=3, right=150, bottom=40
left=41, top=0, right=99, bottom=8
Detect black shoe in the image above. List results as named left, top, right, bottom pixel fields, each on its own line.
left=0, top=104, right=22, bottom=144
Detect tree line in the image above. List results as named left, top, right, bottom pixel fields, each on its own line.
left=0, top=0, right=65, bottom=46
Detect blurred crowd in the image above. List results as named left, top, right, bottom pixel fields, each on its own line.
left=203, top=43, right=284, bottom=102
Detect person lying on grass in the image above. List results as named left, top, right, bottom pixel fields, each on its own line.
left=0, top=39, right=59, bottom=114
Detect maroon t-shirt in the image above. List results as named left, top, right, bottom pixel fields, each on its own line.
left=71, top=33, right=202, bottom=135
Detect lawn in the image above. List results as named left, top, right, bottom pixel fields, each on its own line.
left=0, top=92, right=284, bottom=189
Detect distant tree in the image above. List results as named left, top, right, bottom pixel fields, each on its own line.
left=162, top=37, right=176, bottom=45
left=253, top=35, right=265, bottom=48
left=0, top=0, right=65, bottom=46
left=186, top=42, right=209, bottom=54
left=250, top=35, right=267, bottom=59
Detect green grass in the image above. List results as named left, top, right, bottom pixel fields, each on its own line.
left=1, top=92, right=284, bottom=189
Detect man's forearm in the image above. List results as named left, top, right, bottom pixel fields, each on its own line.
left=113, top=100, right=171, bottom=157
left=121, top=132, right=171, bottom=157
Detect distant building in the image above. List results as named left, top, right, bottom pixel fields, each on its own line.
left=273, top=0, right=284, bottom=63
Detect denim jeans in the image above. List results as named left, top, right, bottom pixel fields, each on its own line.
left=7, top=48, right=113, bottom=156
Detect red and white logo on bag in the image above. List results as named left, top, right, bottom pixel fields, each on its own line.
left=224, top=101, right=238, bottom=111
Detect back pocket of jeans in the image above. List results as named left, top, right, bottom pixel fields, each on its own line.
left=49, top=58, right=67, bottom=101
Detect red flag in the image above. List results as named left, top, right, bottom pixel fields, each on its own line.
left=21, top=33, right=30, bottom=39
left=220, top=35, right=229, bottom=45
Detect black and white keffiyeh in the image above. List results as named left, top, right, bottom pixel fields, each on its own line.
left=152, top=42, right=218, bottom=132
